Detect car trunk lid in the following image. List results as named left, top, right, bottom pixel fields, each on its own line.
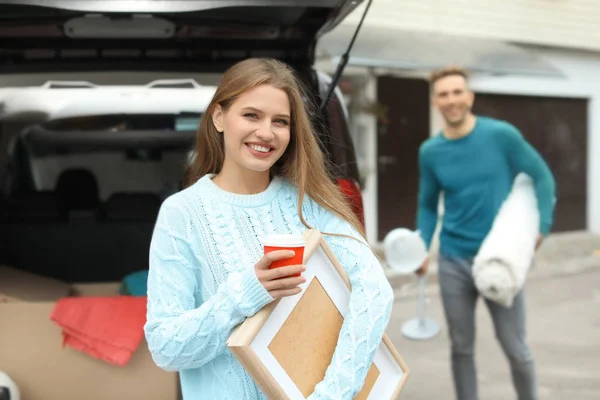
left=0, top=0, right=363, bottom=73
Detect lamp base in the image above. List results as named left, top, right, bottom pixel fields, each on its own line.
left=401, top=317, right=440, bottom=340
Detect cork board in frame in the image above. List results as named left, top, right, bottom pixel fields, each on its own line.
left=227, top=229, right=410, bottom=399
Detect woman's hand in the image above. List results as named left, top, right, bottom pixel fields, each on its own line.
left=255, top=250, right=306, bottom=299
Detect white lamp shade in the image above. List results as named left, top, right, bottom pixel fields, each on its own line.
left=383, top=228, right=428, bottom=274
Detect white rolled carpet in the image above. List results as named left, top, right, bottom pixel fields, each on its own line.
left=472, top=173, right=540, bottom=308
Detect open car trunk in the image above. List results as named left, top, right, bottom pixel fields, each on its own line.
left=0, top=0, right=362, bottom=73
left=0, top=0, right=365, bottom=305
left=0, top=2, right=367, bottom=399
left=0, top=0, right=366, bottom=229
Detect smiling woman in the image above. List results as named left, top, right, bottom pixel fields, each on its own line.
left=210, top=84, right=292, bottom=192
left=144, top=58, right=394, bottom=400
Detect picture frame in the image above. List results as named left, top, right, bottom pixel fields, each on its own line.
left=227, top=229, right=410, bottom=399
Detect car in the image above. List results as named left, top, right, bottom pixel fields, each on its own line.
left=0, top=0, right=366, bottom=284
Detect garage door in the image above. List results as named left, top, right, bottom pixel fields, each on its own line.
left=376, top=76, right=430, bottom=240
left=472, top=93, right=588, bottom=232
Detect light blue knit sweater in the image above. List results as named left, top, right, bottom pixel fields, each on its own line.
left=144, top=174, right=394, bottom=400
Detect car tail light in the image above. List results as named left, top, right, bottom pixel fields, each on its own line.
left=336, top=178, right=365, bottom=229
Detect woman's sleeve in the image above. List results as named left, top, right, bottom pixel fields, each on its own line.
left=308, top=206, right=394, bottom=399
left=144, top=201, right=274, bottom=371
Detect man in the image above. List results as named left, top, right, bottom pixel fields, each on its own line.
left=416, top=66, right=556, bottom=400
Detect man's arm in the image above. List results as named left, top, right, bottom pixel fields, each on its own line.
left=416, top=145, right=441, bottom=249
left=500, top=123, right=557, bottom=236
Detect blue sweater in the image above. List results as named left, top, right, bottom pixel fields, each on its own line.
left=144, top=175, right=394, bottom=400
left=416, top=116, right=556, bottom=258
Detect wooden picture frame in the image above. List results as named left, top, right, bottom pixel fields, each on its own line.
left=227, top=229, right=410, bottom=399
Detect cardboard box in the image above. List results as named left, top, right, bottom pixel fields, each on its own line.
left=0, top=269, right=179, bottom=400
left=71, top=282, right=121, bottom=297
left=0, top=264, right=73, bottom=302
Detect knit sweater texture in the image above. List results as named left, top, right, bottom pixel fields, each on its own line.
left=144, top=174, right=394, bottom=400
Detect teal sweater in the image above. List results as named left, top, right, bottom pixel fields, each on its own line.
left=417, top=116, right=556, bottom=258
left=145, top=175, right=394, bottom=400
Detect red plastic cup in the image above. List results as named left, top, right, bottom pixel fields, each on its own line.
left=261, top=234, right=305, bottom=277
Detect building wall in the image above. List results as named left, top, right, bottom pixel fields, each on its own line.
left=468, top=47, right=600, bottom=235
left=335, top=46, right=600, bottom=244
left=342, top=0, right=600, bottom=52
left=429, top=47, right=599, bottom=236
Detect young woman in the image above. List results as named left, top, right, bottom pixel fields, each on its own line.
left=144, top=58, right=394, bottom=400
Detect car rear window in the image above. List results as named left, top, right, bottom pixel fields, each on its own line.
left=42, top=113, right=202, bottom=132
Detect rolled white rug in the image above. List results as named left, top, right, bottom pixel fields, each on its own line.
left=472, top=173, right=540, bottom=308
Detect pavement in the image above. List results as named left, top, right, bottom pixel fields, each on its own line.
left=382, top=231, right=600, bottom=399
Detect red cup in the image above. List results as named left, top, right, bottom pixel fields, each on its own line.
left=261, top=234, right=305, bottom=277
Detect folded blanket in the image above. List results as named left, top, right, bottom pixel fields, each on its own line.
left=473, top=173, right=540, bottom=308
left=50, top=296, right=147, bottom=366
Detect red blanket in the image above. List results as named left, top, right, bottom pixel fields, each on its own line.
left=50, top=296, right=147, bottom=366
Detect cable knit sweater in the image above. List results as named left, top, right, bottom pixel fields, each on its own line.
left=144, top=174, right=394, bottom=400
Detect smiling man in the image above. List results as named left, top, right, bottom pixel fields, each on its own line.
left=415, top=66, right=556, bottom=400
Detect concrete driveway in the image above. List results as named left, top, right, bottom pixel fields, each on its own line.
left=384, top=232, right=600, bottom=399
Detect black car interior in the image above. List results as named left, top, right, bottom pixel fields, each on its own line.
left=0, top=123, right=193, bottom=283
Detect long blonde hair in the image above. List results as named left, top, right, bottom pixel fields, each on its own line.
left=184, top=58, right=366, bottom=240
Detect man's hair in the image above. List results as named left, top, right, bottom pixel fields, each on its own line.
left=429, top=65, right=469, bottom=85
